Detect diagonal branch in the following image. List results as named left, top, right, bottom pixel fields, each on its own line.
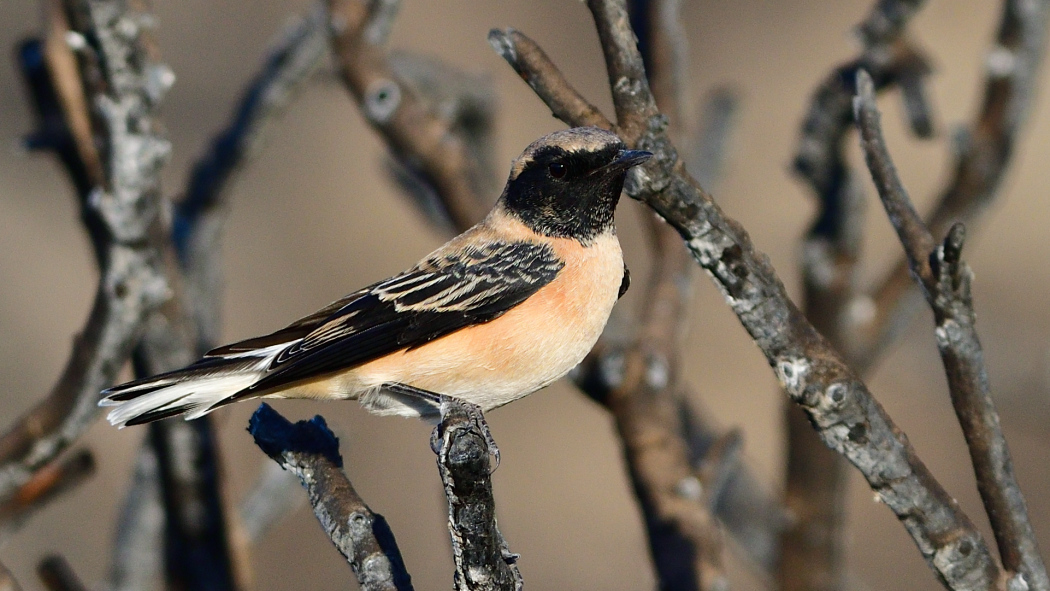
left=0, top=450, right=94, bottom=542
left=487, top=29, right=611, bottom=129
left=785, top=2, right=933, bottom=588
left=249, top=404, right=414, bottom=591
left=855, top=68, right=1049, bottom=591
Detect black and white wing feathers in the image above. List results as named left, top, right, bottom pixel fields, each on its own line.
left=101, top=240, right=563, bottom=425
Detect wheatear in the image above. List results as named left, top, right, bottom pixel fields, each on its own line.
left=102, top=127, right=651, bottom=432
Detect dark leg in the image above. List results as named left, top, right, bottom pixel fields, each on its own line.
left=382, top=383, right=501, bottom=470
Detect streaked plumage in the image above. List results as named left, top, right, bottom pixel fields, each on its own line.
left=101, top=127, right=650, bottom=427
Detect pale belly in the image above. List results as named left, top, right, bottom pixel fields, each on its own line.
left=279, top=233, right=625, bottom=416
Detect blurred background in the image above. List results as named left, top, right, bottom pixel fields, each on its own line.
left=1, top=0, right=1049, bottom=589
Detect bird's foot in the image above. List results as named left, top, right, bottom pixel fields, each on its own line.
left=385, top=383, right=500, bottom=471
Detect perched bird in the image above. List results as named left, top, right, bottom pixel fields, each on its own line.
left=101, top=127, right=651, bottom=431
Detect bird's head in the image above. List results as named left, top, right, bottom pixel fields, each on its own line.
left=500, top=127, right=651, bottom=244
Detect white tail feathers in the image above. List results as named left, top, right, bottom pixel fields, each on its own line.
left=102, top=373, right=261, bottom=427
left=100, top=344, right=289, bottom=427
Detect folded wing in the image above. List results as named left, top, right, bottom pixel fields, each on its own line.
left=101, top=240, right=564, bottom=425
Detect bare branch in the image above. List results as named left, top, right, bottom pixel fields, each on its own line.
left=327, top=0, right=488, bottom=230
left=492, top=2, right=1007, bottom=587
left=784, top=3, right=933, bottom=588
left=855, top=68, right=1049, bottom=591
left=587, top=0, right=659, bottom=136
left=249, top=404, right=414, bottom=591
left=38, top=556, right=87, bottom=591
left=0, top=450, right=94, bottom=541
left=869, top=0, right=1050, bottom=359
left=434, top=400, right=522, bottom=591
left=487, top=29, right=611, bottom=129
left=0, top=0, right=172, bottom=505
left=106, top=446, right=163, bottom=591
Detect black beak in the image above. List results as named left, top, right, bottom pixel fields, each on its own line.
left=604, top=149, right=653, bottom=174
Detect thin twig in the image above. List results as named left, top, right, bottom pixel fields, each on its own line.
left=855, top=68, right=1049, bottom=591
left=37, top=556, right=87, bottom=591
left=492, top=4, right=1006, bottom=587
left=248, top=404, right=414, bottom=591
left=434, top=400, right=522, bottom=591
left=327, top=0, right=488, bottom=230
left=868, top=0, right=1050, bottom=362
left=0, top=0, right=172, bottom=505
left=487, top=29, right=612, bottom=129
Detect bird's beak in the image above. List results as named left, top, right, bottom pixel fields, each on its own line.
left=603, top=149, right=653, bottom=174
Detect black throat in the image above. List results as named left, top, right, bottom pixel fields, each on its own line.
left=501, top=145, right=627, bottom=244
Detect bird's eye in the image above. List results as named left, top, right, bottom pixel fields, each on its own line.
left=548, top=162, right=567, bottom=179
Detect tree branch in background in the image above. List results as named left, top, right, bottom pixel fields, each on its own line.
left=784, top=1, right=933, bottom=588
left=855, top=68, right=1050, bottom=591
left=107, top=446, right=164, bottom=591
left=386, top=51, right=498, bottom=232
left=114, top=6, right=333, bottom=590
left=0, top=0, right=172, bottom=506
left=248, top=404, right=414, bottom=591
left=490, top=0, right=1011, bottom=586
left=327, top=0, right=489, bottom=229
left=573, top=2, right=729, bottom=588
left=176, top=2, right=329, bottom=351
left=0, top=450, right=93, bottom=542
left=869, top=0, right=1050, bottom=360
left=37, top=556, right=87, bottom=591
left=434, top=400, right=522, bottom=591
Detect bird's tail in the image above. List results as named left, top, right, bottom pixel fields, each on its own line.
left=100, top=348, right=282, bottom=427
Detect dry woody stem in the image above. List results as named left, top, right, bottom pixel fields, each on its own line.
left=870, top=0, right=1050, bottom=358
left=855, top=68, right=1049, bottom=591
left=435, top=401, right=522, bottom=591
left=249, top=403, right=414, bottom=591
left=0, top=0, right=172, bottom=510
left=327, top=0, right=488, bottom=229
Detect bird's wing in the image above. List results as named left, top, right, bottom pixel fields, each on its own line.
left=227, top=239, right=564, bottom=397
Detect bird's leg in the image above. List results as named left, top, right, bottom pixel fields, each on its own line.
left=383, top=383, right=500, bottom=470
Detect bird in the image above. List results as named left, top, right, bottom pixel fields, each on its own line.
left=100, top=126, right=651, bottom=436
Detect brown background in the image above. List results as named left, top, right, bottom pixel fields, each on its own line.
left=2, top=1, right=1049, bottom=589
